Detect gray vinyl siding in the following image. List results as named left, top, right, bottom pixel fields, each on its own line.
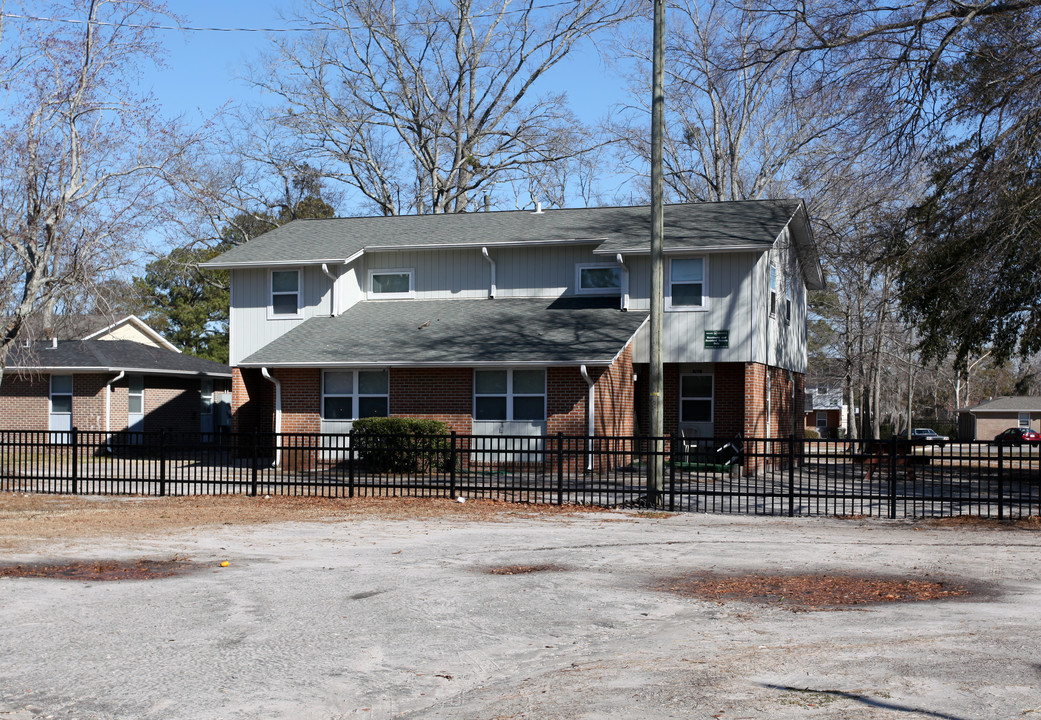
left=632, top=252, right=760, bottom=364
left=229, top=266, right=333, bottom=366
left=361, top=249, right=488, bottom=299
left=491, top=244, right=603, bottom=298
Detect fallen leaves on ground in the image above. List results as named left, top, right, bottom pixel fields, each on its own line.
left=656, top=572, right=970, bottom=611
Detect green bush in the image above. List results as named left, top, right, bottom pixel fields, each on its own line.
left=804, top=428, right=821, bottom=440
left=351, top=417, right=451, bottom=473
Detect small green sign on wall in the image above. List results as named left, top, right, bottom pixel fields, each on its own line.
left=704, top=330, right=729, bottom=349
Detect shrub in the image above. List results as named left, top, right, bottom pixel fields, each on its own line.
left=351, top=417, right=451, bottom=473
left=804, top=428, right=821, bottom=440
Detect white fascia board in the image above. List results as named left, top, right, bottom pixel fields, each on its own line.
left=201, top=258, right=351, bottom=270
left=609, top=317, right=649, bottom=366
left=237, top=360, right=613, bottom=369
left=593, top=244, right=769, bottom=256
left=8, top=365, right=232, bottom=377
left=362, top=238, right=601, bottom=252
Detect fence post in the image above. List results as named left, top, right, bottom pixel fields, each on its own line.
left=788, top=434, right=795, bottom=517
left=997, top=442, right=1004, bottom=520
left=556, top=432, right=564, bottom=505
left=250, top=427, right=259, bottom=498
left=347, top=429, right=355, bottom=499
left=449, top=431, right=457, bottom=500
left=669, top=432, right=677, bottom=512
left=70, top=427, right=79, bottom=496
left=888, top=435, right=898, bottom=519
left=158, top=429, right=167, bottom=498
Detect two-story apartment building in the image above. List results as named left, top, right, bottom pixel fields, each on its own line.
left=203, top=200, right=823, bottom=451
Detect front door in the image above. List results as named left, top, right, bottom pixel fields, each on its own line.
left=127, top=375, right=144, bottom=442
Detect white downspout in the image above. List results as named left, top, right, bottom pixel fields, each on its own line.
left=321, top=263, right=338, bottom=316
left=616, top=253, right=629, bottom=311
left=482, top=247, right=496, bottom=298
left=105, top=371, right=125, bottom=451
left=261, top=367, right=282, bottom=467
left=580, top=365, right=595, bottom=471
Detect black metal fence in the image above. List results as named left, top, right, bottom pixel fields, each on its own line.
left=1, top=428, right=1039, bottom=519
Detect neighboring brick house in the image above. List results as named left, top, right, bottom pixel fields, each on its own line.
left=958, top=397, right=1041, bottom=441
left=1, top=315, right=231, bottom=439
left=804, top=382, right=847, bottom=438
left=204, top=200, right=823, bottom=458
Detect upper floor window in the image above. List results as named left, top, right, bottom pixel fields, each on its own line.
left=474, top=369, right=546, bottom=421
left=769, top=265, right=777, bottom=317
left=667, top=257, right=705, bottom=310
left=575, top=263, right=622, bottom=295
left=785, top=272, right=793, bottom=323
left=368, top=269, right=414, bottom=299
left=322, top=370, right=389, bottom=420
left=270, top=270, right=301, bottom=318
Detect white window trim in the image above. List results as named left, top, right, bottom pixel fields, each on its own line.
left=575, top=262, right=622, bottom=296
left=666, top=256, right=707, bottom=312
left=679, top=372, right=714, bottom=424
left=367, top=268, right=415, bottom=300
left=321, top=369, right=389, bottom=420
left=473, top=368, right=547, bottom=422
left=268, top=268, right=303, bottom=320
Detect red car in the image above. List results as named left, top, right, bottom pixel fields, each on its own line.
left=993, top=427, right=1041, bottom=446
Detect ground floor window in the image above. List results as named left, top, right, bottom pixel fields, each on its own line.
left=1019, top=412, right=1031, bottom=428
left=816, top=411, right=828, bottom=429
left=322, top=370, right=389, bottom=419
left=474, top=369, right=546, bottom=421
left=679, top=373, right=713, bottom=423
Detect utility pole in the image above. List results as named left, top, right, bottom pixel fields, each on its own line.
left=648, top=0, right=665, bottom=505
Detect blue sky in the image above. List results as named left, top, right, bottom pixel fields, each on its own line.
left=151, top=1, right=634, bottom=131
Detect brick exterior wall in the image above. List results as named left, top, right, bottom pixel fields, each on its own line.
left=743, top=364, right=805, bottom=439
left=1, top=372, right=213, bottom=434
left=233, top=348, right=639, bottom=469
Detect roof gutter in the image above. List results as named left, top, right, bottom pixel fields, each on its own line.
left=261, top=367, right=282, bottom=467
left=238, top=359, right=616, bottom=369
left=4, top=366, right=232, bottom=377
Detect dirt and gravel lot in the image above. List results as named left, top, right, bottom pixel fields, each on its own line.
left=1, top=493, right=1040, bottom=719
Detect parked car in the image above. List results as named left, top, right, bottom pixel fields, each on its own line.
left=992, top=427, right=1041, bottom=446
left=896, top=428, right=949, bottom=447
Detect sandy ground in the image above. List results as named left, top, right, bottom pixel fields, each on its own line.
left=1, top=494, right=1040, bottom=719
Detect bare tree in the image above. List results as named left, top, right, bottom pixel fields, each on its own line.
left=0, top=0, right=201, bottom=381
left=254, top=0, right=637, bottom=215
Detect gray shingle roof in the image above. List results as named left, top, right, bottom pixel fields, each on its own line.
left=241, top=298, right=647, bottom=367
left=962, top=396, right=1041, bottom=413
left=7, top=340, right=231, bottom=377
left=204, top=200, right=803, bottom=268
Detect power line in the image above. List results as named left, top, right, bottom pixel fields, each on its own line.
left=0, top=2, right=579, bottom=33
